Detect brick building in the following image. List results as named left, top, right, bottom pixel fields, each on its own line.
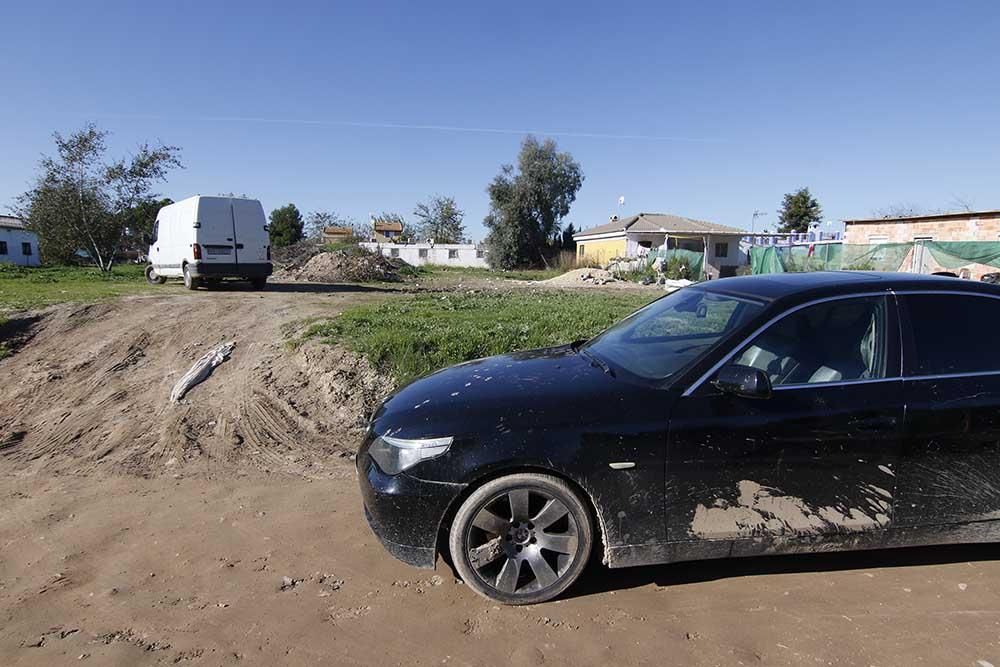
left=842, top=210, right=1000, bottom=279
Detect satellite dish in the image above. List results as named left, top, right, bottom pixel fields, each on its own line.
left=618, top=196, right=625, bottom=207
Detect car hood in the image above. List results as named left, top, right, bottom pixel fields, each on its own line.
left=371, top=344, right=648, bottom=439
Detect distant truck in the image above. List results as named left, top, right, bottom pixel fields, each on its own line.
left=145, top=196, right=272, bottom=290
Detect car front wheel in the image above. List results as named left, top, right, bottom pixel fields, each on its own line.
left=449, top=473, right=593, bottom=605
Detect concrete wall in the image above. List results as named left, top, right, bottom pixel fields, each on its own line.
left=576, top=237, right=627, bottom=265
left=361, top=242, right=488, bottom=268
left=844, top=213, right=1000, bottom=279
left=0, top=227, right=41, bottom=267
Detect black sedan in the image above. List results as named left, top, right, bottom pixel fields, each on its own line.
left=358, top=272, right=1000, bottom=604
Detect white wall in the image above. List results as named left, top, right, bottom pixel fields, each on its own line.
left=360, top=242, right=489, bottom=268
left=0, top=227, right=41, bottom=267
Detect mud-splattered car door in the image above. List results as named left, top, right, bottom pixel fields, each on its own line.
left=665, top=294, right=904, bottom=554
left=895, top=292, right=1000, bottom=528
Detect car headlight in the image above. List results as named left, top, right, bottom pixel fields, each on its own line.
left=368, top=434, right=453, bottom=475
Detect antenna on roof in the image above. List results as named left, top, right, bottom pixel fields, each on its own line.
left=618, top=196, right=625, bottom=207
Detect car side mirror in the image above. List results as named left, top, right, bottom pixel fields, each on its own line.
left=712, top=364, right=772, bottom=399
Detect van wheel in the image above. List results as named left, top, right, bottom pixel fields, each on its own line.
left=250, top=277, right=267, bottom=290
left=145, top=264, right=166, bottom=285
left=449, top=473, right=593, bottom=605
left=182, top=265, right=199, bottom=290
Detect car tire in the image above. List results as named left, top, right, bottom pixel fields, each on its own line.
left=249, top=277, right=267, bottom=290
left=449, top=473, right=593, bottom=605
left=144, top=264, right=166, bottom=285
left=182, top=265, right=199, bottom=290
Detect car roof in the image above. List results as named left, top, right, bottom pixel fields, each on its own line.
left=699, top=271, right=1000, bottom=303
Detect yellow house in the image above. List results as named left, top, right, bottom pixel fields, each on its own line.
left=574, top=212, right=747, bottom=278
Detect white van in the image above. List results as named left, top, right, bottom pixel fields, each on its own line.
left=146, top=196, right=272, bottom=290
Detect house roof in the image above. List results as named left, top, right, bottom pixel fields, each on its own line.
left=574, top=212, right=745, bottom=239
left=374, top=219, right=404, bottom=232
left=0, top=215, right=26, bottom=230
left=843, top=209, right=1000, bottom=225
left=323, top=226, right=353, bottom=235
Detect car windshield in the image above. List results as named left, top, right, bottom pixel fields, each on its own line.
left=583, top=288, right=766, bottom=381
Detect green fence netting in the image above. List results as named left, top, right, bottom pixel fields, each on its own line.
left=923, top=241, right=1000, bottom=270
left=645, top=248, right=705, bottom=278
left=750, top=241, right=1000, bottom=275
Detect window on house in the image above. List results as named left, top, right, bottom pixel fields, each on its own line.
left=476, top=249, right=485, bottom=258
left=0, top=241, right=7, bottom=255
left=715, top=242, right=729, bottom=258
left=22, top=242, right=32, bottom=256
left=578, top=245, right=585, bottom=256
left=418, top=248, right=428, bottom=259
left=390, top=248, right=399, bottom=258
left=448, top=249, right=459, bottom=259
left=868, top=235, right=889, bottom=244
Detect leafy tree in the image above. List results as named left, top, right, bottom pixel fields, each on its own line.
left=122, top=197, right=173, bottom=257
left=561, top=222, right=577, bottom=251
left=269, top=203, right=304, bottom=247
left=777, top=187, right=822, bottom=233
left=413, top=195, right=466, bottom=243
left=16, top=123, right=182, bottom=270
left=483, top=136, right=583, bottom=269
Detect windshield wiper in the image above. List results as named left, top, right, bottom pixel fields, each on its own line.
left=579, top=347, right=615, bottom=378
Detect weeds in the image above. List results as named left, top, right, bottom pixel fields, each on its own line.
left=302, top=290, right=657, bottom=384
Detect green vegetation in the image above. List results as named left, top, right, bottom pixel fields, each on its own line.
left=410, top=264, right=567, bottom=282
left=0, top=263, right=161, bottom=312
left=302, top=290, right=657, bottom=384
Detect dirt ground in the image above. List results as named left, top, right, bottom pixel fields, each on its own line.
left=3, top=281, right=1000, bottom=666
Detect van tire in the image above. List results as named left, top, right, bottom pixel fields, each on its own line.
left=182, top=265, right=199, bottom=290
left=145, top=264, right=166, bottom=285
left=250, top=277, right=267, bottom=290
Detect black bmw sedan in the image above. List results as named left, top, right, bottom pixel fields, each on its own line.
left=358, top=272, right=1000, bottom=604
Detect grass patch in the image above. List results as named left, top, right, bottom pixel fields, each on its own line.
left=302, top=290, right=657, bottom=384
left=410, top=264, right=568, bottom=282
left=0, top=263, right=162, bottom=312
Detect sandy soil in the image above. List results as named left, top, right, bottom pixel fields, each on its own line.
left=3, top=281, right=1000, bottom=665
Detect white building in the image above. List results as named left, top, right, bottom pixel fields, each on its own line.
left=360, top=242, right=488, bottom=268
left=0, top=216, right=40, bottom=267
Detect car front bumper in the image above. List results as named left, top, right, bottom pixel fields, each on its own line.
left=357, top=452, right=466, bottom=569
left=187, top=262, right=273, bottom=278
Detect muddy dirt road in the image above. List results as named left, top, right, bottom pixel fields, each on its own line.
left=3, top=284, right=1000, bottom=665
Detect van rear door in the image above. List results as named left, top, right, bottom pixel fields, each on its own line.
left=196, top=197, right=237, bottom=265
left=231, top=199, right=270, bottom=264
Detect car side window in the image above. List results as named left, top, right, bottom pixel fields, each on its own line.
left=732, top=296, right=888, bottom=386
left=903, top=294, right=1000, bottom=376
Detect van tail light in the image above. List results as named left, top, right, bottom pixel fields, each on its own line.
left=266, top=245, right=271, bottom=261
left=192, top=243, right=202, bottom=260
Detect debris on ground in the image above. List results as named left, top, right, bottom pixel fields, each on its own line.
left=269, top=239, right=327, bottom=272
left=276, top=247, right=407, bottom=283
left=169, top=341, right=235, bottom=403
left=542, top=268, right=618, bottom=286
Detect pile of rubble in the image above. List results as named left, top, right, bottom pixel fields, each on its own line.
left=543, top=268, right=619, bottom=286
left=278, top=247, right=406, bottom=283
left=270, top=239, right=326, bottom=272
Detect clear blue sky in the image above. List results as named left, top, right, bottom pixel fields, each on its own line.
left=2, top=1, right=998, bottom=240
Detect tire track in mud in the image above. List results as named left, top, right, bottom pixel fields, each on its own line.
left=0, top=293, right=393, bottom=478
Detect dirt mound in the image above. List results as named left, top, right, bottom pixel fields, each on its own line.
left=278, top=248, right=404, bottom=283
left=543, top=268, right=618, bottom=286
left=0, top=297, right=393, bottom=478
left=270, top=238, right=326, bottom=271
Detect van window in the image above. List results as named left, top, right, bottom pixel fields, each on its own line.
left=903, top=294, right=1000, bottom=376
left=734, top=296, right=887, bottom=386
left=151, top=220, right=159, bottom=244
